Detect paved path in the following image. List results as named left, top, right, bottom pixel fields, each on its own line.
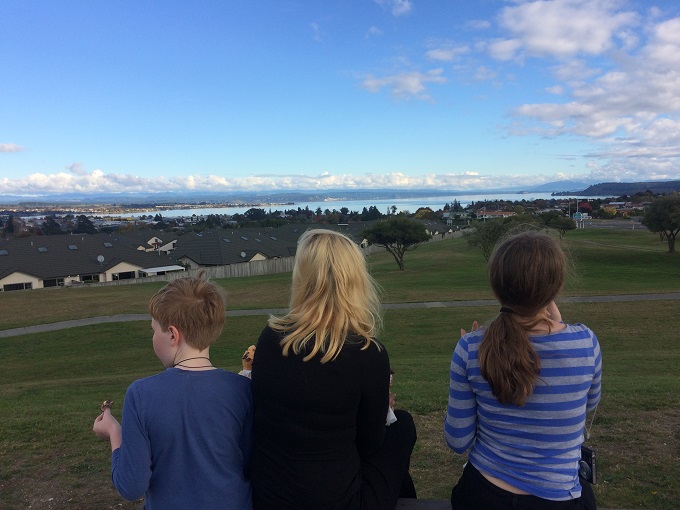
left=1, top=293, right=679, bottom=339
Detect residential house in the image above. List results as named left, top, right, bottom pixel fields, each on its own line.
left=0, top=220, right=392, bottom=290
left=0, top=234, right=182, bottom=291
left=476, top=209, right=517, bottom=220
left=102, top=230, right=179, bottom=254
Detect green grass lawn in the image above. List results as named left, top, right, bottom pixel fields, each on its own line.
left=1, top=227, right=679, bottom=509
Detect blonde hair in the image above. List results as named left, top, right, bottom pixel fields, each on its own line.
left=149, top=271, right=226, bottom=351
left=269, top=229, right=382, bottom=363
left=479, top=230, right=567, bottom=406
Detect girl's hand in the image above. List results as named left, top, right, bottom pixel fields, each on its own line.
left=546, top=301, right=562, bottom=323
left=460, top=321, right=479, bottom=337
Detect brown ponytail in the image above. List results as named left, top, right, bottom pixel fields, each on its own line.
left=479, top=231, right=566, bottom=406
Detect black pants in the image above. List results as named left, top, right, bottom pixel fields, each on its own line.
left=360, top=409, right=418, bottom=510
left=451, top=462, right=596, bottom=510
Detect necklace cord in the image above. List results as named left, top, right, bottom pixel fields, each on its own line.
left=173, top=356, right=212, bottom=368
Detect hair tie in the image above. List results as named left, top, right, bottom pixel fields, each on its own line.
left=499, top=307, right=514, bottom=314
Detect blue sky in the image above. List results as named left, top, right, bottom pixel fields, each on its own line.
left=2, top=0, right=680, bottom=195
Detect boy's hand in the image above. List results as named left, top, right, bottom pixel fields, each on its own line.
left=100, top=399, right=114, bottom=412
left=93, top=408, right=122, bottom=451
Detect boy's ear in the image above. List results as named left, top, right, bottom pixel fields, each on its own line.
left=168, top=325, right=182, bottom=346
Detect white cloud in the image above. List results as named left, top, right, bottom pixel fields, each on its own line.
left=546, top=85, right=564, bottom=95
left=643, top=17, right=680, bottom=67
left=310, top=21, right=324, bottom=42
left=362, top=68, right=446, bottom=100
left=550, top=59, right=601, bottom=85
left=373, top=0, right=412, bottom=17
left=466, top=19, right=491, bottom=31
left=3, top=162, right=676, bottom=196
left=366, top=26, right=383, bottom=38
left=503, top=8, right=680, bottom=177
left=0, top=168, right=604, bottom=195
left=474, top=66, right=497, bottom=82
left=493, top=0, right=639, bottom=60
left=425, top=42, right=469, bottom=62
left=487, top=38, right=523, bottom=61
left=0, top=143, right=25, bottom=153
left=66, top=162, right=87, bottom=176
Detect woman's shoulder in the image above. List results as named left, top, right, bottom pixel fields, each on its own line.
left=342, top=337, right=389, bottom=366
left=345, top=335, right=385, bottom=351
left=256, top=324, right=284, bottom=346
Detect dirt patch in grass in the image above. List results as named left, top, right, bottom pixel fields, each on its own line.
left=0, top=448, right=141, bottom=510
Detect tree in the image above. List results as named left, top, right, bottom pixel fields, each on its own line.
left=414, top=207, right=435, bottom=220
left=41, top=215, right=64, bottom=235
left=244, top=208, right=267, bottom=221
left=463, top=219, right=507, bottom=260
left=642, top=194, right=680, bottom=253
left=464, top=216, right=546, bottom=260
left=362, top=217, right=430, bottom=270
left=3, top=214, right=15, bottom=236
left=360, top=206, right=382, bottom=221
left=539, top=211, right=576, bottom=238
left=73, top=215, right=96, bottom=234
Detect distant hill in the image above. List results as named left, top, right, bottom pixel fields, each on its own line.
left=526, top=180, right=596, bottom=193
left=554, top=180, right=680, bottom=196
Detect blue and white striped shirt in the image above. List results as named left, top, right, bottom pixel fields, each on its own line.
left=445, top=323, right=602, bottom=501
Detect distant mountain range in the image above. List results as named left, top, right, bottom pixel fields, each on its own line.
left=0, top=180, right=677, bottom=205
left=524, top=180, right=595, bottom=193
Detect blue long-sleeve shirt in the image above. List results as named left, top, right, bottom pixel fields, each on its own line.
left=445, top=323, right=602, bottom=501
left=111, top=368, right=253, bottom=509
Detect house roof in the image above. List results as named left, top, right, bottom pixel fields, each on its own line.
left=0, top=220, right=398, bottom=279
left=98, top=230, right=180, bottom=251
left=0, top=234, right=176, bottom=280
left=172, top=222, right=381, bottom=267
left=173, top=229, right=298, bottom=266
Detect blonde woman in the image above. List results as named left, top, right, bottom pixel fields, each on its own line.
left=251, top=229, right=417, bottom=510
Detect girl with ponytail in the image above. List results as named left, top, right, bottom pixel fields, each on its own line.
left=445, top=230, right=602, bottom=510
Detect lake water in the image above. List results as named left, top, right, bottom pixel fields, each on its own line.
left=118, top=192, right=605, bottom=219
